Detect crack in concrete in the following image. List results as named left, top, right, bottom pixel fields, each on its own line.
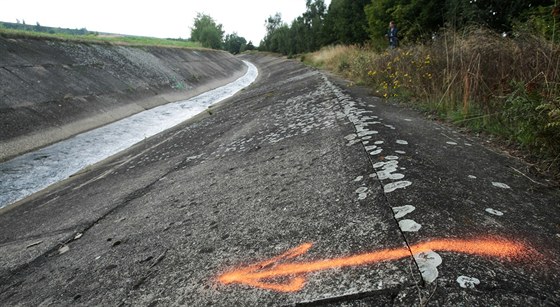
left=321, top=74, right=428, bottom=297
left=288, top=286, right=403, bottom=306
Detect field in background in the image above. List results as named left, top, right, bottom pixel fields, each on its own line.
left=304, top=28, right=560, bottom=179
left=0, top=26, right=202, bottom=49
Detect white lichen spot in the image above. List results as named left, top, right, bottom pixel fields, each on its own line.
left=369, top=173, right=377, bottom=178
left=395, top=150, right=406, bottom=154
left=355, top=187, right=368, bottom=194
left=385, top=156, right=399, bottom=160
left=392, top=205, right=416, bottom=219
left=404, top=119, right=412, bottom=122
left=374, top=141, right=384, bottom=145
left=370, top=149, right=383, bottom=155
left=384, top=181, right=412, bottom=193
left=364, top=145, right=378, bottom=151
left=465, top=143, right=472, bottom=146
left=485, top=208, right=504, bottom=216
left=398, top=219, right=422, bottom=232
left=492, top=182, right=511, bottom=189
left=414, top=250, right=442, bottom=283
left=468, top=175, right=477, bottom=179
left=344, top=134, right=357, bottom=140
left=446, top=141, right=458, bottom=145
left=358, top=193, right=367, bottom=200
left=396, top=140, right=408, bottom=145
left=358, top=130, right=378, bottom=137
left=354, top=176, right=363, bottom=182
left=377, top=170, right=405, bottom=180
left=456, top=276, right=480, bottom=289
left=372, top=161, right=386, bottom=168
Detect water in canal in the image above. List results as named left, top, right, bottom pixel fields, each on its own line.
left=0, top=61, right=258, bottom=209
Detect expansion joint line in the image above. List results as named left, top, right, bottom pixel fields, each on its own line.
left=323, top=74, right=426, bottom=288
left=361, top=144, right=425, bottom=288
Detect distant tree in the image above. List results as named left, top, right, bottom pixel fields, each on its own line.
left=260, top=13, right=286, bottom=51
left=464, top=0, right=552, bottom=33
left=260, top=1, right=327, bottom=55
left=224, top=32, right=247, bottom=54
left=190, top=13, right=224, bottom=49
left=323, top=0, right=369, bottom=45
left=303, top=0, right=327, bottom=51
left=366, top=0, right=554, bottom=45
left=245, top=41, right=256, bottom=51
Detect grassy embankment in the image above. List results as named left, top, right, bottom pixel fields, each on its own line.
left=0, top=27, right=202, bottom=48
left=304, top=28, right=560, bottom=179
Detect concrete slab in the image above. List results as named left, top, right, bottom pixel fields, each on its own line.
left=0, top=53, right=559, bottom=306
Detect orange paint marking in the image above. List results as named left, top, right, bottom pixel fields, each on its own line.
left=217, top=237, right=527, bottom=292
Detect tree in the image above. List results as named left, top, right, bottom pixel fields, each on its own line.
left=246, top=41, right=256, bottom=51
left=224, top=32, right=247, bottom=54
left=303, top=0, right=328, bottom=50
left=323, top=0, right=370, bottom=45
left=190, top=13, right=224, bottom=49
left=366, top=0, right=554, bottom=45
left=260, top=13, right=286, bottom=51
left=258, top=1, right=328, bottom=55
left=365, top=0, right=444, bottom=44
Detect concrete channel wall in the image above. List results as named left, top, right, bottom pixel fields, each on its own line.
left=0, top=37, right=247, bottom=161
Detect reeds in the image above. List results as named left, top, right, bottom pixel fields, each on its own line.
left=306, top=27, right=560, bottom=177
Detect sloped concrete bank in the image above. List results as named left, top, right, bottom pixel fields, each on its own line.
left=0, top=36, right=247, bottom=161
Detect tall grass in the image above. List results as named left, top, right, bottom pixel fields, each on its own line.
left=305, top=28, right=560, bottom=177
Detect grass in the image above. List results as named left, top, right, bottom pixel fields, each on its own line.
left=304, top=28, right=560, bottom=179
left=0, top=27, right=203, bottom=49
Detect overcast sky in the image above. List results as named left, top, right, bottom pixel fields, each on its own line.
left=1, top=0, right=331, bottom=45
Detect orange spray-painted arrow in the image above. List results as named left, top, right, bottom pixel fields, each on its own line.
left=217, top=237, right=528, bottom=292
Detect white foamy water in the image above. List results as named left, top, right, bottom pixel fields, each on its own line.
left=0, top=61, right=258, bottom=209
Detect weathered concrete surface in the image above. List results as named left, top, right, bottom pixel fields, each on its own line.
left=0, top=53, right=559, bottom=306
left=0, top=37, right=246, bottom=161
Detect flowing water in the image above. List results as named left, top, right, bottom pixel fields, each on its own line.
left=0, top=61, right=258, bottom=209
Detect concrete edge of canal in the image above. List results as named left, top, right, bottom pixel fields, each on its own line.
left=0, top=36, right=247, bottom=162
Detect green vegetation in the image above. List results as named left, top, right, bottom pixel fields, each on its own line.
left=189, top=13, right=255, bottom=54
left=190, top=13, right=225, bottom=50
left=304, top=28, right=560, bottom=177
left=258, top=0, right=559, bottom=177
left=0, top=22, right=201, bottom=48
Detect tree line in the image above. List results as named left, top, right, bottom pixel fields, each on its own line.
left=191, top=0, right=557, bottom=55
left=0, top=21, right=89, bottom=36
left=190, top=13, right=256, bottom=54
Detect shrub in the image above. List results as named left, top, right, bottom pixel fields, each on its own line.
left=306, top=27, right=560, bottom=177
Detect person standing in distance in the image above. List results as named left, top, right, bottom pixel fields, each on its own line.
left=387, top=21, right=398, bottom=49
